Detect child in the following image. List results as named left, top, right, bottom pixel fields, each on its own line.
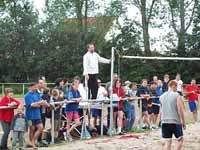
left=51, top=89, right=62, bottom=143
left=126, top=82, right=137, bottom=131
left=11, top=106, right=27, bottom=150
left=65, top=80, right=81, bottom=141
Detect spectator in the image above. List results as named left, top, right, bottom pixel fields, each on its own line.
left=11, top=106, right=28, bottom=150
left=175, top=73, right=183, bottom=96
left=25, top=83, right=49, bottom=149
left=148, top=81, right=157, bottom=127
left=126, top=82, right=137, bottom=131
left=0, top=88, right=20, bottom=150
left=37, top=79, right=46, bottom=127
left=65, top=80, right=82, bottom=142
left=184, top=79, right=199, bottom=122
left=51, top=89, right=63, bottom=143
left=106, top=73, right=118, bottom=96
left=153, top=75, right=158, bottom=84
left=152, top=80, right=163, bottom=128
left=92, top=79, right=108, bottom=127
left=137, top=79, right=151, bottom=129
left=113, top=79, right=125, bottom=135
left=54, top=78, right=65, bottom=93
left=162, top=74, right=170, bottom=93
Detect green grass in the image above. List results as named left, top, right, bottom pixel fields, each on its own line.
left=0, top=94, right=24, bottom=99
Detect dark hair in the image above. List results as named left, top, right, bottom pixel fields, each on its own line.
left=29, top=82, right=37, bottom=87
left=43, top=88, right=50, bottom=95
left=150, top=81, right=156, bottom=85
left=87, top=43, right=95, bottom=49
left=55, top=78, right=64, bottom=86
left=114, top=79, right=123, bottom=88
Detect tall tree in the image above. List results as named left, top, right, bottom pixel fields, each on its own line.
left=132, top=0, right=159, bottom=56
left=167, top=0, right=198, bottom=56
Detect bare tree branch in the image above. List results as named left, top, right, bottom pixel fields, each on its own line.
left=147, top=0, right=157, bottom=24
left=132, top=0, right=141, bottom=9
left=185, top=0, right=197, bottom=32
left=168, top=1, right=179, bottom=34
left=132, top=19, right=142, bottom=28
left=185, top=0, right=194, bottom=8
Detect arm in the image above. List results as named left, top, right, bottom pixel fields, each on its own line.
left=31, top=100, right=48, bottom=108
left=97, top=54, right=110, bottom=64
left=11, top=98, right=20, bottom=107
left=67, top=91, right=81, bottom=103
left=11, top=115, right=18, bottom=130
left=177, top=96, right=186, bottom=129
left=0, top=97, right=10, bottom=106
left=83, top=54, right=89, bottom=76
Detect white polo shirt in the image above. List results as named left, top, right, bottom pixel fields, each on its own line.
left=83, top=51, right=110, bottom=75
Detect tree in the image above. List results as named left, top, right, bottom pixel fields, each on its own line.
left=167, top=0, right=198, bottom=56
left=132, top=0, right=159, bottom=56
left=0, top=0, right=41, bottom=82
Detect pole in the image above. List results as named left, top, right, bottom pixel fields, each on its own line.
left=22, top=84, right=25, bottom=96
left=2, top=84, right=4, bottom=96
left=109, top=47, right=115, bottom=136
left=100, top=102, right=104, bottom=136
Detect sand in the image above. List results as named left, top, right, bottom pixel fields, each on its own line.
left=40, top=123, right=200, bottom=150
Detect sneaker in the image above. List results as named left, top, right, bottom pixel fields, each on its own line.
left=117, top=131, right=125, bottom=135
left=67, top=133, right=73, bottom=142
left=151, top=125, right=159, bottom=130
left=142, top=125, right=148, bottom=129
left=63, top=132, right=67, bottom=141
left=54, top=137, right=62, bottom=144
left=81, top=129, right=91, bottom=139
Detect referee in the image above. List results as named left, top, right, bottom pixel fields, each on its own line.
left=83, top=43, right=110, bottom=99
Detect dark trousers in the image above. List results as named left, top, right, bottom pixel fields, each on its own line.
left=0, top=121, right=11, bottom=148
left=88, top=74, right=98, bottom=99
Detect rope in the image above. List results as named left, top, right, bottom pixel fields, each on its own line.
left=119, top=55, right=200, bottom=61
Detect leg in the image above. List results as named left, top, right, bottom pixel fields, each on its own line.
left=113, top=111, right=118, bottom=129
left=12, top=131, right=18, bottom=150
left=193, top=110, right=198, bottom=122
left=129, top=106, right=135, bottom=130
left=87, top=76, right=92, bottom=99
left=163, top=140, right=172, bottom=150
left=176, top=138, right=183, bottom=150
left=31, top=123, right=43, bottom=148
left=89, top=74, right=98, bottom=99
left=117, top=111, right=123, bottom=133
left=142, top=111, right=150, bottom=127
left=67, top=112, right=81, bottom=134
left=0, top=121, right=11, bottom=148
left=18, top=132, right=25, bottom=149
left=29, top=125, right=35, bottom=144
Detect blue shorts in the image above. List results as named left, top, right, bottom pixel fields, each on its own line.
left=188, top=101, right=197, bottom=112
left=29, top=119, right=42, bottom=126
left=91, top=109, right=102, bottom=118
left=162, top=123, right=183, bottom=140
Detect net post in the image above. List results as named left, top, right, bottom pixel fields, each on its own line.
left=109, top=47, right=115, bottom=136
left=51, top=107, right=55, bottom=144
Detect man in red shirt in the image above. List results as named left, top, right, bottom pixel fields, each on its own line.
left=184, top=79, right=199, bottom=122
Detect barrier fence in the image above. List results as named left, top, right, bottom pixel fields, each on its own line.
left=0, top=83, right=198, bottom=98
